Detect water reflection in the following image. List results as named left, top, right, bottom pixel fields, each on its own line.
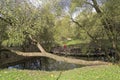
left=8, top=57, right=83, bottom=71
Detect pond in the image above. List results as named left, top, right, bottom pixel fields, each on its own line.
left=8, top=57, right=83, bottom=71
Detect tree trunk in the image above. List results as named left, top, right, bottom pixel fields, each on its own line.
left=91, top=0, right=120, bottom=61
left=36, top=42, right=46, bottom=53
left=28, top=35, right=46, bottom=53
left=112, top=40, right=120, bottom=61
left=0, top=49, right=110, bottom=68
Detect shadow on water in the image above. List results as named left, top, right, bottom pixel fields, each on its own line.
left=7, top=57, right=85, bottom=71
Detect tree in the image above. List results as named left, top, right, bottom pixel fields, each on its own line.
left=54, top=15, right=75, bottom=45
left=69, top=0, right=120, bottom=61
left=0, top=0, right=109, bottom=67
left=91, top=0, right=120, bottom=60
left=0, top=0, right=56, bottom=50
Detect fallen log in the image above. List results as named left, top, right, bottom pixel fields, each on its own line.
left=0, top=49, right=110, bottom=68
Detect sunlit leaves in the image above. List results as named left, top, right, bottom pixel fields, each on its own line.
left=0, top=0, right=56, bottom=47
left=54, top=16, right=75, bottom=44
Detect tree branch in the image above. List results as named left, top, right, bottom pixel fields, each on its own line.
left=84, top=1, right=94, bottom=7
left=91, top=0, right=102, bottom=13
left=28, top=35, right=46, bottom=53
left=71, top=17, right=98, bottom=42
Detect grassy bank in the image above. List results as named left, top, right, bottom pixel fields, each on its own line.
left=0, top=65, right=120, bottom=80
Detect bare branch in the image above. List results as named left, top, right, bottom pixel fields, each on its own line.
left=84, top=1, right=94, bottom=7
left=91, top=0, right=102, bottom=13
left=28, top=35, right=46, bottom=53
left=71, top=17, right=83, bottom=28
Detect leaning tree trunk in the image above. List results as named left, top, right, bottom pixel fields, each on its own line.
left=91, top=0, right=120, bottom=61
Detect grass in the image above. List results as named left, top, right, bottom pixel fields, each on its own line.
left=0, top=65, right=120, bottom=80
left=65, top=39, right=82, bottom=45
left=64, top=39, right=90, bottom=46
